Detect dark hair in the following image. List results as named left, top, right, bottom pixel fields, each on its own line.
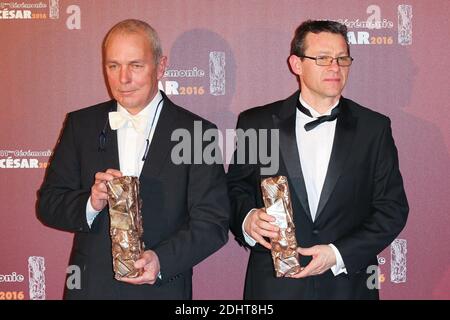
left=290, top=20, right=350, bottom=57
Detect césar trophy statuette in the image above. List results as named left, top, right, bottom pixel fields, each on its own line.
left=106, top=176, right=144, bottom=279
left=261, top=176, right=301, bottom=277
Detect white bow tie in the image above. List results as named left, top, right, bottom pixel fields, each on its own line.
left=108, top=111, right=147, bottom=134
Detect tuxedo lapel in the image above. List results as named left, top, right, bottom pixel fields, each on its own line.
left=140, top=92, right=178, bottom=178
left=273, top=92, right=312, bottom=223
left=315, top=98, right=357, bottom=221
left=99, top=101, right=120, bottom=171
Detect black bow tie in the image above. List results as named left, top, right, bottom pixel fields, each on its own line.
left=297, top=101, right=340, bottom=131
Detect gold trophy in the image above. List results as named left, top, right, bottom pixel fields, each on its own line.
left=106, top=176, right=144, bottom=279
left=261, top=176, right=301, bottom=277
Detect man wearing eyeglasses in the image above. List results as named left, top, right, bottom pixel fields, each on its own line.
left=227, top=20, right=408, bottom=299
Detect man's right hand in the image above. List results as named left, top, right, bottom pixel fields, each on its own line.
left=244, top=208, right=280, bottom=250
left=90, top=169, right=122, bottom=211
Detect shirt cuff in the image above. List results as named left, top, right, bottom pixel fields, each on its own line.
left=329, top=243, right=348, bottom=276
left=242, top=209, right=257, bottom=247
left=86, top=196, right=101, bottom=228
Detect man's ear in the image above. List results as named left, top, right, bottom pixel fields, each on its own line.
left=156, top=56, right=167, bottom=80
left=288, top=54, right=302, bottom=76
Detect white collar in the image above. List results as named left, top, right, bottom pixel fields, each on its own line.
left=299, top=94, right=339, bottom=118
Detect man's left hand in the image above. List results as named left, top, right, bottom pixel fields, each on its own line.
left=118, top=250, right=160, bottom=285
left=288, top=245, right=336, bottom=278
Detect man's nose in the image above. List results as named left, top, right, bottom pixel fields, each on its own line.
left=328, top=58, right=340, bottom=71
left=119, top=66, right=131, bottom=84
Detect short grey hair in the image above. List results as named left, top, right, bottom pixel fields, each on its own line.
left=103, top=19, right=163, bottom=64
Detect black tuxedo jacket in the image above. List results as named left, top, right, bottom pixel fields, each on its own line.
left=37, top=92, right=229, bottom=299
left=227, top=91, right=408, bottom=299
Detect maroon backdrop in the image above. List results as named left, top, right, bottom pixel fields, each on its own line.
left=1, top=0, right=449, bottom=300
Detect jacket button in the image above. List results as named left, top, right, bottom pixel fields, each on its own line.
left=312, top=229, right=319, bottom=235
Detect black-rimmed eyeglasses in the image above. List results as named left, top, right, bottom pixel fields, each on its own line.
left=298, top=55, right=354, bottom=67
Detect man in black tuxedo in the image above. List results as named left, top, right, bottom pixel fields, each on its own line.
left=227, top=20, right=408, bottom=299
left=37, top=19, right=229, bottom=299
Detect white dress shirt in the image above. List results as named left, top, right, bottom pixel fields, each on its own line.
left=86, top=91, right=164, bottom=226
left=243, top=93, right=347, bottom=276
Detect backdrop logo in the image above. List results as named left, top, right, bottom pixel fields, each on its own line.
left=28, top=256, right=46, bottom=300
left=0, top=1, right=57, bottom=20
left=160, top=51, right=226, bottom=97
left=164, top=67, right=205, bottom=78
left=0, top=149, right=52, bottom=169
left=335, top=4, right=412, bottom=46
left=0, top=272, right=25, bottom=282
left=209, top=51, right=226, bottom=96
left=48, top=0, right=59, bottom=19
left=398, top=5, right=412, bottom=45
left=338, top=5, right=394, bottom=30
left=391, top=238, right=407, bottom=283
left=377, top=238, right=408, bottom=286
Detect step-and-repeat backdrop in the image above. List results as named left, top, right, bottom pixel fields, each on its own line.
left=1, top=0, right=449, bottom=300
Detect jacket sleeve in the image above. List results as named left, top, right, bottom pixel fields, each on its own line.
left=334, top=118, right=409, bottom=273
left=226, top=112, right=262, bottom=247
left=153, top=124, right=230, bottom=280
left=37, top=113, right=91, bottom=233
